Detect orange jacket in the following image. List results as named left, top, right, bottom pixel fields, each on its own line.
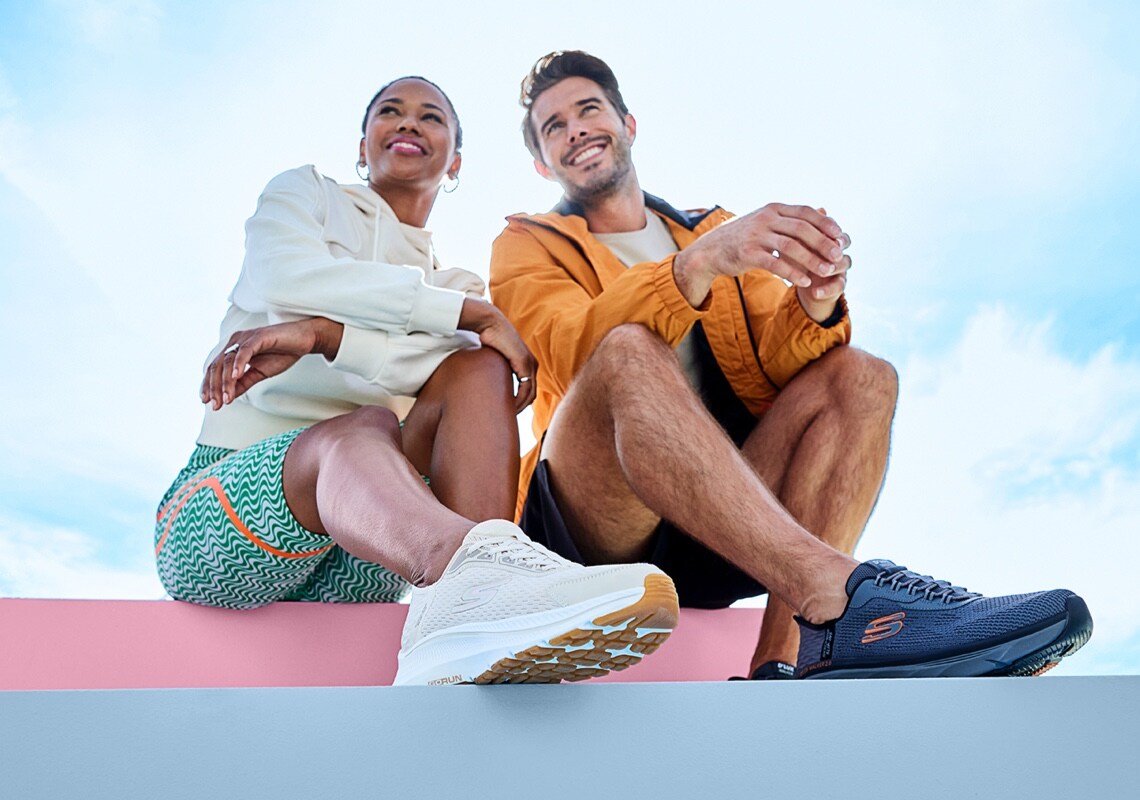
left=489, top=194, right=852, bottom=520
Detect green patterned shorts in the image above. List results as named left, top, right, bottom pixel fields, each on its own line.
left=155, top=427, right=409, bottom=608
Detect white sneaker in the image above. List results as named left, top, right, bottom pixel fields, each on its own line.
left=393, top=519, right=679, bottom=686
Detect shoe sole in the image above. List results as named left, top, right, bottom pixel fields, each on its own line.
left=987, top=595, right=1094, bottom=677
left=803, top=595, right=1093, bottom=679
left=476, top=573, right=679, bottom=684
left=395, top=573, right=679, bottom=686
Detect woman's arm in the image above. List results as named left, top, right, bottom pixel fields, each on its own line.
left=232, top=167, right=475, bottom=336
left=204, top=303, right=537, bottom=412
left=201, top=317, right=343, bottom=410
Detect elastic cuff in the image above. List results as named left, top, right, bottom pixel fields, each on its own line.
left=328, top=324, right=389, bottom=381
left=653, top=254, right=709, bottom=321
left=407, top=285, right=465, bottom=335
left=817, top=295, right=849, bottom=329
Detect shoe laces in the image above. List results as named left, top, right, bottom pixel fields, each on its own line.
left=468, top=532, right=565, bottom=571
left=874, top=565, right=980, bottom=604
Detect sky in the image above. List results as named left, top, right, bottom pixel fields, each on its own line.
left=1, top=0, right=1138, bottom=675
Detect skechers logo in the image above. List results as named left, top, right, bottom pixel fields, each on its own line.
left=861, top=612, right=906, bottom=644
left=453, top=577, right=511, bottom=613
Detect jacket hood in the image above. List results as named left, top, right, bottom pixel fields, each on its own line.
left=549, top=192, right=722, bottom=232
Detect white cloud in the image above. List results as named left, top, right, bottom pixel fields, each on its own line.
left=0, top=515, right=164, bottom=599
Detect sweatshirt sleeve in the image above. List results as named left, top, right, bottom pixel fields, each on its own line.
left=329, top=323, right=479, bottom=395
left=230, top=167, right=465, bottom=336
left=489, top=221, right=706, bottom=398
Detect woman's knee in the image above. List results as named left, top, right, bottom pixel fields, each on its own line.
left=425, top=346, right=513, bottom=400
left=311, top=405, right=402, bottom=444
left=450, top=345, right=512, bottom=379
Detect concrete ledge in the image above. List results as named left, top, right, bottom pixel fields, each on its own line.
left=0, top=598, right=765, bottom=688
left=1, top=677, right=1135, bottom=798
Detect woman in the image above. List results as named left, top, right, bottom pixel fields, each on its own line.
left=155, top=77, right=677, bottom=686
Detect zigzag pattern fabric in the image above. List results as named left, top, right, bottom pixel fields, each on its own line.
left=155, top=429, right=409, bottom=608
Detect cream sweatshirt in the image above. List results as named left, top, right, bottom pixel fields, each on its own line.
left=197, top=165, right=482, bottom=450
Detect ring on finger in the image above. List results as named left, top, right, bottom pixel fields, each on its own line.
left=224, top=343, right=240, bottom=355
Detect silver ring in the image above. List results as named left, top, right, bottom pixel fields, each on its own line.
left=517, top=376, right=532, bottom=383
left=223, top=343, right=240, bottom=355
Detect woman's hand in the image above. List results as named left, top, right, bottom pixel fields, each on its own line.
left=458, top=298, right=537, bottom=412
left=201, top=317, right=343, bottom=410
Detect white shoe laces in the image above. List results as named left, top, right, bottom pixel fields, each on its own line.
left=468, top=533, right=565, bottom=571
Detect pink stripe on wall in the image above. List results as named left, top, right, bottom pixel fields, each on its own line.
left=0, top=599, right=764, bottom=689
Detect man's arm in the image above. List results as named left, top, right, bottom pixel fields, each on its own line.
left=740, top=272, right=852, bottom=394
left=672, top=203, right=852, bottom=398
left=489, top=222, right=703, bottom=398
left=673, top=203, right=851, bottom=323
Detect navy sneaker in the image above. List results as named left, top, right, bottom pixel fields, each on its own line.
left=728, top=661, right=797, bottom=681
left=795, top=560, right=1093, bottom=679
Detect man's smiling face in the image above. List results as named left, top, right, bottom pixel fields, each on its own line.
left=530, top=76, right=636, bottom=205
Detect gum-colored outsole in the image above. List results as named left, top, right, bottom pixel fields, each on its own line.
left=473, top=573, right=680, bottom=684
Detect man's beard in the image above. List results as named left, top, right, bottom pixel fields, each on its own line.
left=563, top=135, right=634, bottom=206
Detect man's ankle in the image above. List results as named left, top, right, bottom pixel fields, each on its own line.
left=797, top=557, right=859, bottom=624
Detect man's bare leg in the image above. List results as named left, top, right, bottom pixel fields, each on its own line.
left=541, top=324, right=857, bottom=624
left=741, top=346, right=898, bottom=673
left=282, top=348, right=520, bottom=588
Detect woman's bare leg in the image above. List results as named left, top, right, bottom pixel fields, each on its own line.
left=280, top=347, right=521, bottom=588
left=400, top=347, right=520, bottom=522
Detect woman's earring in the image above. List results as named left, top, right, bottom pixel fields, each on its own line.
left=356, top=162, right=370, bottom=181
left=443, top=174, right=460, bottom=194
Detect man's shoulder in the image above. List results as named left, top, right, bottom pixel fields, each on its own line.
left=500, top=208, right=589, bottom=239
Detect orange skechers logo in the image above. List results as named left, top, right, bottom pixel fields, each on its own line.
left=861, top=612, right=906, bottom=643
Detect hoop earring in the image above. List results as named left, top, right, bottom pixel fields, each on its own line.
left=356, top=162, right=370, bottom=181
left=442, top=174, right=460, bottom=194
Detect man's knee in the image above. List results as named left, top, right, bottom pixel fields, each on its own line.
left=588, top=324, right=674, bottom=377
left=817, top=347, right=898, bottom=410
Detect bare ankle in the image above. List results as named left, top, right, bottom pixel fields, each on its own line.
left=409, top=524, right=473, bottom=587
left=798, top=558, right=858, bottom=624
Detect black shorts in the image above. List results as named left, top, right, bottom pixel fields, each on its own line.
left=519, top=459, right=766, bottom=609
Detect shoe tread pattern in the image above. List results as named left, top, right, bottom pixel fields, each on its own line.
left=474, top=574, right=679, bottom=684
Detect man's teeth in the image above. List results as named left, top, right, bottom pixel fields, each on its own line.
left=571, top=145, right=603, bottom=165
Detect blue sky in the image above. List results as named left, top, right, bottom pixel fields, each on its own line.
left=1, top=0, right=1138, bottom=674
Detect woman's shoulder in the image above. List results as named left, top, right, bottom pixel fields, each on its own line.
left=261, top=164, right=334, bottom=195
left=256, top=165, right=359, bottom=220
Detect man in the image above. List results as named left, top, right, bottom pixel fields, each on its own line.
left=489, top=50, right=1092, bottom=679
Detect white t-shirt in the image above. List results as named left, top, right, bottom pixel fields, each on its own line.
left=594, top=210, right=701, bottom=388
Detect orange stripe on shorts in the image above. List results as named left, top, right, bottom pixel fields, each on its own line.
left=155, top=476, right=333, bottom=560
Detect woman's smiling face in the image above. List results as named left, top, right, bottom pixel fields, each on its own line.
left=359, top=78, right=461, bottom=194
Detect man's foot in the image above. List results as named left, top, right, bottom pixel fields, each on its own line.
left=795, top=559, right=1093, bottom=679
left=728, top=661, right=796, bottom=681
left=393, top=520, right=679, bottom=686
